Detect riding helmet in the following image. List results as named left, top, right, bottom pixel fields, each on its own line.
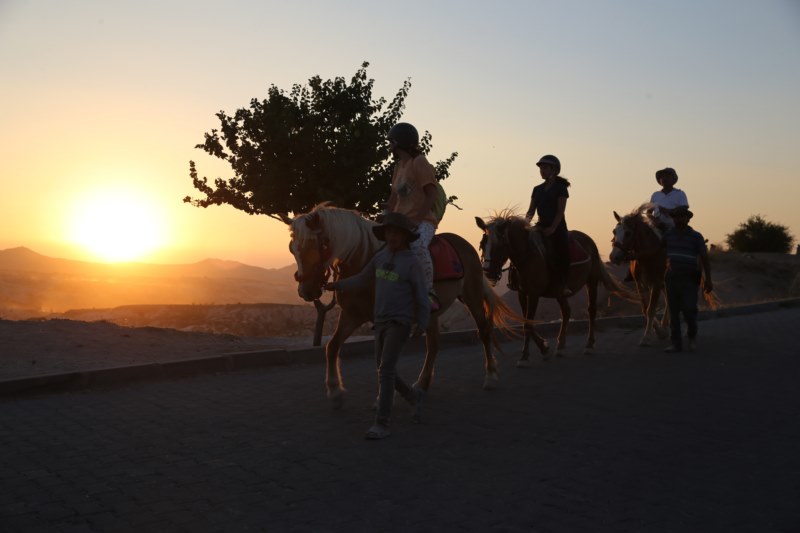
left=388, top=123, right=419, bottom=151
left=536, top=154, right=561, bottom=175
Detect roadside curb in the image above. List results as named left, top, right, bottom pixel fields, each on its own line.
left=2, top=298, right=798, bottom=397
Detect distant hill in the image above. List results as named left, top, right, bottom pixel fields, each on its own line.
left=0, top=247, right=304, bottom=314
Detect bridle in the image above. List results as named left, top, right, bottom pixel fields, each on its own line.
left=479, top=226, right=511, bottom=283
left=292, top=215, right=335, bottom=289
left=612, top=215, right=661, bottom=260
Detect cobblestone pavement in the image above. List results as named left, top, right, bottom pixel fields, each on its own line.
left=2, top=307, right=799, bottom=532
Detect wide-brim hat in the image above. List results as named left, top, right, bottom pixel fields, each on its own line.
left=373, top=212, right=419, bottom=242
left=670, top=205, right=693, bottom=220
left=656, top=167, right=678, bottom=185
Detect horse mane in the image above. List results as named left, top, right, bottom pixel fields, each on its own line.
left=487, top=209, right=527, bottom=227
left=623, top=203, right=662, bottom=235
left=291, top=203, right=380, bottom=267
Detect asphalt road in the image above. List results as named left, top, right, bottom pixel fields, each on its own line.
left=2, top=306, right=799, bottom=532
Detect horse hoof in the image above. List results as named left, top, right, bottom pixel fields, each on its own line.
left=556, top=348, right=566, bottom=358
left=329, top=392, right=345, bottom=410
left=483, top=373, right=499, bottom=390
left=583, top=347, right=594, bottom=355
left=516, top=359, right=532, bottom=368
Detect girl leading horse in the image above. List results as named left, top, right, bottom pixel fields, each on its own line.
left=288, top=204, right=524, bottom=417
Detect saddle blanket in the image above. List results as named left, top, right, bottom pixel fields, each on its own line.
left=429, top=236, right=464, bottom=281
left=569, top=239, right=590, bottom=265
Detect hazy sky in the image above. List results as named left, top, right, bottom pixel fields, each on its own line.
left=1, top=0, right=798, bottom=268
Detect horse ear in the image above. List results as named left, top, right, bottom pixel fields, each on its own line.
left=614, top=211, right=621, bottom=222
left=475, top=216, right=487, bottom=230
left=305, top=212, right=320, bottom=231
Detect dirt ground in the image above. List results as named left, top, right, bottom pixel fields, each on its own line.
left=1, top=252, right=797, bottom=381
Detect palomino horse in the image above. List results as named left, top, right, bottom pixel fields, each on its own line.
left=476, top=212, right=637, bottom=364
left=288, top=204, right=523, bottom=415
left=609, top=203, right=669, bottom=346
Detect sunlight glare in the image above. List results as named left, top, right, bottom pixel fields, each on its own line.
left=67, top=188, right=168, bottom=263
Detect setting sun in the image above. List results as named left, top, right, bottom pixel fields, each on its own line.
left=67, top=188, right=168, bottom=263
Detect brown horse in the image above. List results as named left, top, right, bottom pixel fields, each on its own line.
left=476, top=212, right=637, bottom=364
left=609, top=203, right=670, bottom=345
left=288, top=204, right=523, bottom=417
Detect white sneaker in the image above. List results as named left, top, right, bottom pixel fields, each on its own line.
left=365, top=424, right=391, bottom=440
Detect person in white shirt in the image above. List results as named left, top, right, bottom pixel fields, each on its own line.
left=650, top=167, right=689, bottom=229
left=623, top=167, right=690, bottom=282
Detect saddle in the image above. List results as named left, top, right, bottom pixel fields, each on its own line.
left=529, top=231, right=590, bottom=266
left=429, top=235, right=464, bottom=281
left=568, top=239, right=589, bottom=266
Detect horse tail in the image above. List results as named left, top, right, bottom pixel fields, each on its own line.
left=703, top=289, right=722, bottom=310
left=596, top=251, right=640, bottom=303
left=480, top=276, right=530, bottom=350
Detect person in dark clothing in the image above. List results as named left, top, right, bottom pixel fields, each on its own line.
left=525, top=154, right=571, bottom=295
left=663, top=206, right=713, bottom=353
left=323, top=212, right=430, bottom=439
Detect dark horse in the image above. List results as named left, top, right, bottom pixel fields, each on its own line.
left=609, top=204, right=670, bottom=346
left=476, top=212, right=637, bottom=364
left=288, top=205, right=524, bottom=415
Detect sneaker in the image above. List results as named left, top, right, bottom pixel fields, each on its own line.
left=664, top=344, right=682, bottom=353
left=364, top=424, right=391, bottom=440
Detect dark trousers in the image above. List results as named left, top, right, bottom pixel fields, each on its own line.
left=665, top=274, right=699, bottom=347
left=541, top=226, right=569, bottom=287
left=373, top=321, right=412, bottom=426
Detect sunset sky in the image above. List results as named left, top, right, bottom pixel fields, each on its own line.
left=1, top=1, right=798, bottom=269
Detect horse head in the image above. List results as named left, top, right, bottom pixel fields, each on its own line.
left=475, top=215, right=513, bottom=286
left=288, top=210, right=332, bottom=302
left=609, top=210, right=632, bottom=265
left=610, top=204, right=661, bottom=265
left=287, top=204, right=381, bottom=302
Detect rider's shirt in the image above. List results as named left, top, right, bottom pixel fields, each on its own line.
left=391, top=155, right=438, bottom=227
left=650, top=189, right=689, bottom=227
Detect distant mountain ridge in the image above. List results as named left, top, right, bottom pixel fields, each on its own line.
left=0, top=247, right=304, bottom=314
left=0, top=246, right=295, bottom=281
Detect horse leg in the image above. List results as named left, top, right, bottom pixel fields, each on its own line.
left=584, top=279, right=598, bottom=354
left=555, top=295, right=571, bottom=355
left=325, top=315, right=361, bottom=409
left=459, top=277, right=500, bottom=389
left=409, top=322, right=439, bottom=423
left=414, top=321, right=439, bottom=393
left=518, top=295, right=549, bottom=366
left=655, top=287, right=670, bottom=340
left=640, top=288, right=660, bottom=346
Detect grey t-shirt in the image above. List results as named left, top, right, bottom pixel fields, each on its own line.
left=335, top=248, right=430, bottom=330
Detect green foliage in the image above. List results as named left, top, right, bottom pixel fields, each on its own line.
left=725, top=215, right=795, bottom=253
left=185, top=61, right=458, bottom=221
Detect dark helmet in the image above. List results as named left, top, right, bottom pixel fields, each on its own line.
left=536, top=154, right=561, bottom=175
left=388, top=122, right=419, bottom=151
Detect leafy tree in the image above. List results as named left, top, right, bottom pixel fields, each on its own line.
left=725, top=215, right=795, bottom=253
left=184, top=61, right=458, bottom=220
